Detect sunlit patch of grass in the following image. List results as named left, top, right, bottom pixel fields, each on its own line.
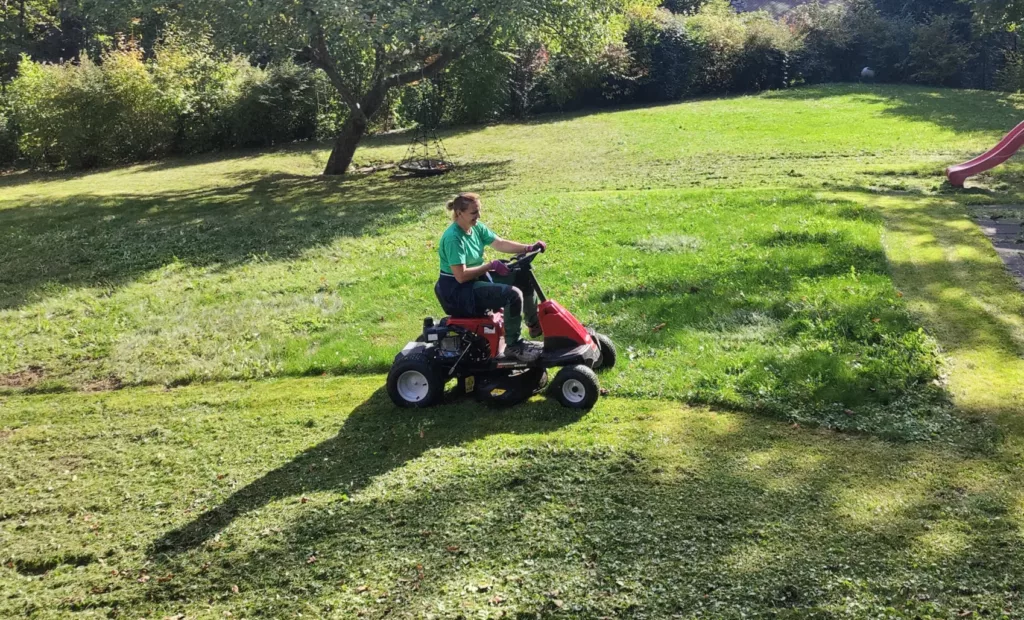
left=914, top=523, right=971, bottom=561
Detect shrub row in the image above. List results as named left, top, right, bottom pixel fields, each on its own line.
left=0, top=0, right=1014, bottom=170
left=5, top=34, right=326, bottom=169
left=422, top=0, right=998, bottom=122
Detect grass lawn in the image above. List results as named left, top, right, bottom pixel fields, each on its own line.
left=3, top=83, right=1024, bottom=617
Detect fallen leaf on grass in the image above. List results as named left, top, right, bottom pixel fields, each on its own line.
left=356, top=585, right=370, bottom=594
left=156, top=573, right=174, bottom=583
left=230, top=584, right=239, bottom=594
left=137, top=574, right=151, bottom=583
left=446, top=545, right=460, bottom=554
left=306, top=555, right=317, bottom=564
left=300, top=497, right=310, bottom=504
left=652, top=323, right=666, bottom=332
left=489, top=595, right=506, bottom=605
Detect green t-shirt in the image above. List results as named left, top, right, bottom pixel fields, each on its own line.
left=439, top=221, right=497, bottom=274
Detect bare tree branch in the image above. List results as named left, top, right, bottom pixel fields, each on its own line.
left=308, top=23, right=364, bottom=117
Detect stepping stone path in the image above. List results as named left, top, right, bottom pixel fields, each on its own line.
left=974, top=206, right=1024, bottom=289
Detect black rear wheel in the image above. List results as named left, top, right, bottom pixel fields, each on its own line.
left=550, top=365, right=600, bottom=410
left=387, top=352, right=444, bottom=408
left=593, top=333, right=617, bottom=372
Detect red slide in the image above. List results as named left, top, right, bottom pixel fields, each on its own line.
left=947, top=120, right=1024, bottom=187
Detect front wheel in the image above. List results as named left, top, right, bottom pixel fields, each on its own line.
left=550, top=365, right=600, bottom=410
left=387, top=352, right=444, bottom=408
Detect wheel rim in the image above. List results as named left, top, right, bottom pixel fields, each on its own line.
left=397, top=370, right=431, bottom=403
left=561, top=378, right=587, bottom=404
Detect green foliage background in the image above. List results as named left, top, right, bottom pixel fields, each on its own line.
left=0, top=0, right=1019, bottom=170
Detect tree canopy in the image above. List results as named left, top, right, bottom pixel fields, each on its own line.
left=968, top=0, right=1024, bottom=32
left=172, top=0, right=629, bottom=174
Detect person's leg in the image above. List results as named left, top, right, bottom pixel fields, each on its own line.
left=494, top=271, right=540, bottom=337
left=472, top=281, right=523, bottom=343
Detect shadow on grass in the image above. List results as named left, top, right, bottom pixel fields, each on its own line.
left=0, top=161, right=511, bottom=310
left=766, top=83, right=1024, bottom=135
left=854, top=192, right=1024, bottom=358
left=150, top=387, right=587, bottom=555
left=141, top=396, right=1023, bottom=617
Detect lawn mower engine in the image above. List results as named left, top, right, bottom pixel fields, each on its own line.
left=418, top=315, right=547, bottom=406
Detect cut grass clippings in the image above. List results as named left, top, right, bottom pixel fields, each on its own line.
left=1, top=377, right=1022, bottom=619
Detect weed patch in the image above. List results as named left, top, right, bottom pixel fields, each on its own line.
left=630, top=234, right=704, bottom=253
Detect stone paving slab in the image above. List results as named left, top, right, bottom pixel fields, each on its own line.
left=972, top=205, right=1024, bottom=289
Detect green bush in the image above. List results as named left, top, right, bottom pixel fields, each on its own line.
left=397, top=78, right=446, bottom=128
left=99, top=48, right=176, bottom=164
left=152, top=30, right=247, bottom=154
left=0, top=95, right=19, bottom=167
left=787, top=0, right=861, bottom=84
left=228, top=61, right=318, bottom=148
left=680, top=1, right=795, bottom=95
left=626, top=9, right=695, bottom=102
left=997, top=51, right=1024, bottom=92
left=851, top=7, right=914, bottom=83
left=535, top=42, right=638, bottom=110
left=905, top=15, right=975, bottom=87
left=661, top=0, right=706, bottom=14
left=687, top=0, right=747, bottom=93
left=446, top=46, right=516, bottom=122
left=10, top=49, right=174, bottom=169
left=734, top=12, right=797, bottom=91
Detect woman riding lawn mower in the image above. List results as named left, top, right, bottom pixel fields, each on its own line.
left=386, top=193, right=616, bottom=410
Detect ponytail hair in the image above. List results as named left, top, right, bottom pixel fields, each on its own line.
left=446, top=192, right=480, bottom=220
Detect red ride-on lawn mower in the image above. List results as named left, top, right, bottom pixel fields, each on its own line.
left=387, top=249, right=616, bottom=410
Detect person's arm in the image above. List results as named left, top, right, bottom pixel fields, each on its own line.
left=491, top=238, right=531, bottom=254
left=451, top=263, right=494, bottom=284
left=492, top=238, right=546, bottom=254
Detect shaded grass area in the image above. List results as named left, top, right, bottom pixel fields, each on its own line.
left=1, top=377, right=1022, bottom=619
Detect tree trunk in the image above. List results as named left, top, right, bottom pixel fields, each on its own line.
left=323, top=86, right=388, bottom=176
left=323, top=115, right=368, bottom=176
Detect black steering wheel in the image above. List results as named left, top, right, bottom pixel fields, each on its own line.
left=503, top=248, right=542, bottom=271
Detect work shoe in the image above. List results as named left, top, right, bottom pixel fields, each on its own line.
left=528, top=322, right=543, bottom=338
left=505, top=339, right=542, bottom=362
